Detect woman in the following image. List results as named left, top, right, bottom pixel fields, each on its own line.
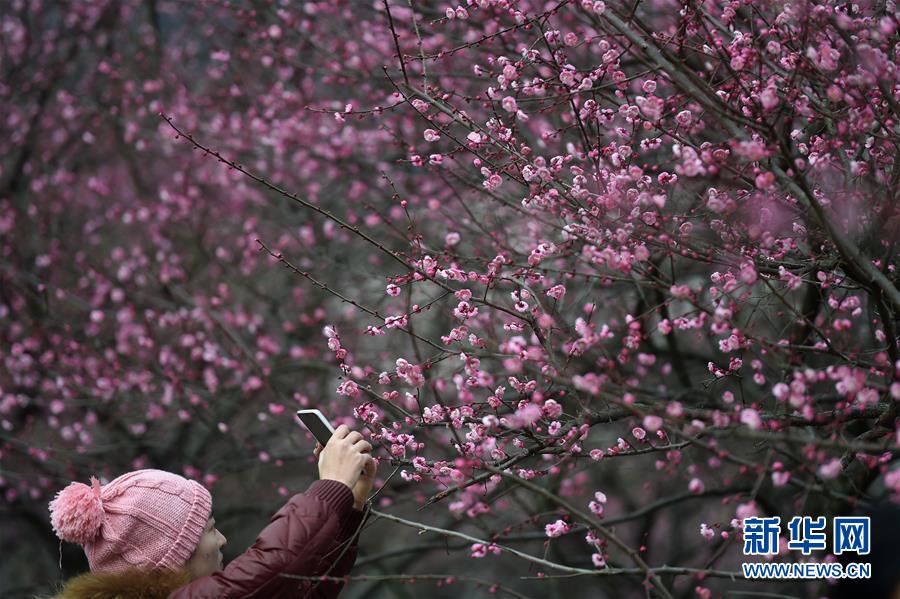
left=45, top=424, right=376, bottom=599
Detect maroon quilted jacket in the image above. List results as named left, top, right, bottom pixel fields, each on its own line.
left=47, top=479, right=367, bottom=599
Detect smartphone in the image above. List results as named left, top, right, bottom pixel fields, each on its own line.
left=296, top=409, right=335, bottom=446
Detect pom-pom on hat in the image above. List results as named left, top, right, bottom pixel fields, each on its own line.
left=49, top=476, right=106, bottom=544
left=48, top=469, right=212, bottom=573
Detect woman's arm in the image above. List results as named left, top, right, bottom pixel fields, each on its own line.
left=169, top=479, right=358, bottom=599
left=294, top=504, right=370, bottom=598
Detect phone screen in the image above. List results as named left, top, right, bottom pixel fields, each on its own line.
left=297, top=411, right=335, bottom=445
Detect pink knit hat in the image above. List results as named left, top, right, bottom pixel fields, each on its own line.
left=48, top=469, right=212, bottom=573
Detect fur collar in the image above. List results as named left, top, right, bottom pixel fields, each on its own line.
left=46, top=568, right=191, bottom=599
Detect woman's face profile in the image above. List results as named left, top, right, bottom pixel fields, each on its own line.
left=186, top=515, right=227, bottom=579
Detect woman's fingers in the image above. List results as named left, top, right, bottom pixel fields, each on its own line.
left=352, top=439, right=373, bottom=454
left=324, top=426, right=371, bottom=457
left=329, top=424, right=350, bottom=442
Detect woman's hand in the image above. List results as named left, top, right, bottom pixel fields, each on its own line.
left=351, top=453, right=376, bottom=510
left=314, top=425, right=374, bottom=500
left=315, top=438, right=376, bottom=510
left=315, top=425, right=372, bottom=490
